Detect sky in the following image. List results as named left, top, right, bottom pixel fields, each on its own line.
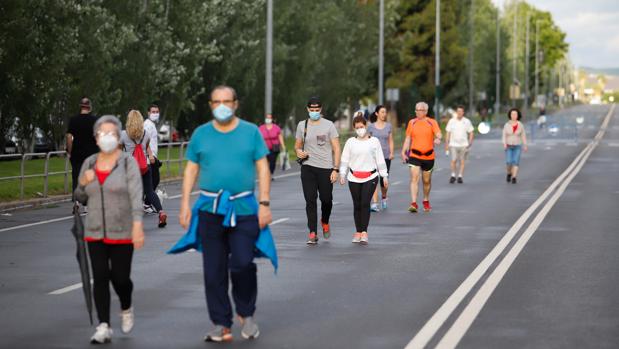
left=492, top=0, right=619, bottom=69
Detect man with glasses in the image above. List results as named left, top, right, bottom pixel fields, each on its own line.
left=178, top=85, right=273, bottom=342
left=401, top=102, right=442, bottom=213
left=295, top=96, right=341, bottom=245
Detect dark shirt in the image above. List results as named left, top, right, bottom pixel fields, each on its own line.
left=67, top=113, right=99, bottom=162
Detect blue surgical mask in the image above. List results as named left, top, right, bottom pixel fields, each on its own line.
left=308, top=111, right=321, bottom=121
left=213, top=104, right=234, bottom=122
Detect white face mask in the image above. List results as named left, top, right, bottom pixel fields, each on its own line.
left=265, top=118, right=273, bottom=125
left=98, top=134, right=119, bottom=153
left=149, top=113, right=160, bottom=122
left=355, top=127, right=367, bottom=138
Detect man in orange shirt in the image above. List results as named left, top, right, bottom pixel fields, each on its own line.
left=401, top=102, right=442, bottom=212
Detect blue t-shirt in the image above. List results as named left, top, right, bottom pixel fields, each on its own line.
left=185, top=120, right=269, bottom=215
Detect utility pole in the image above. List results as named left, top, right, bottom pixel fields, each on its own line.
left=495, top=7, right=501, bottom=120
left=512, top=0, right=518, bottom=107
left=378, top=0, right=384, bottom=105
left=468, top=0, right=475, bottom=115
left=265, top=0, right=273, bottom=116
left=435, top=0, right=441, bottom=117
left=534, top=20, right=539, bottom=107
left=524, top=12, right=530, bottom=117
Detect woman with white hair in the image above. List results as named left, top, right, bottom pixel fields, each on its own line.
left=74, top=115, right=145, bottom=343
left=121, top=110, right=167, bottom=228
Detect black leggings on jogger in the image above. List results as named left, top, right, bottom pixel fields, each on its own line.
left=88, top=242, right=134, bottom=324
left=266, top=151, right=280, bottom=175
left=348, top=178, right=378, bottom=232
left=301, top=165, right=333, bottom=233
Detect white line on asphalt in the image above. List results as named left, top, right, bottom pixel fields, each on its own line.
left=392, top=181, right=402, bottom=186
left=48, top=280, right=92, bottom=295
left=405, top=104, right=615, bottom=349
left=271, top=218, right=290, bottom=225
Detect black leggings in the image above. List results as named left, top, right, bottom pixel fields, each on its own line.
left=142, top=166, right=162, bottom=211
left=348, top=178, right=378, bottom=232
left=88, top=242, right=134, bottom=324
left=267, top=151, right=279, bottom=175
left=379, top=159, right=392, bottom=189
left=301, top=165, right=333, bottom=232
left=71, top=159, right=84, bottom=201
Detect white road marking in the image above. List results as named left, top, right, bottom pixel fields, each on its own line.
left=271, top=218, right=290, bottom=225
left=392, top=181, right=403, bottom=186
left=48, top=280, right=92, bottom=295
left=406, top=104, right=615, bottom=349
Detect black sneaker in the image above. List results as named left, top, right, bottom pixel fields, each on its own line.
left=457, top=177, right=463, bottom=184
left=511, top=177, right=517, bottom=184
left=449, top=176, right=456, bottom=184
left=506, top=174, right=512, bottom=182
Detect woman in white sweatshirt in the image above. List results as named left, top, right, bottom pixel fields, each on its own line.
left=339, top=113, right=389, bottom=244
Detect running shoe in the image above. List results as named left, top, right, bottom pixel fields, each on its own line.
left=408, top=202, right=418, bottom=213
left=321, top=221, right=331, bottom=239
left=450, top=176, right=456, bottom=184
left=120, top=307, right=134, bottom=334
left=204, top=325, right=233, bottom=342
left=457, top=177, right=463, bottom=184
left=352, top=232, right=362, bottom=243
left=381, top=198, right=388, bottom=210
left=511, top=177, right=517, bottom=184
left=239, top=316, right=260, bottom=340
left=91, top=323, right=112, bottom=344
left=506, top=173, right=512, bottom=182
left=144, top=205, right=157, bottom=215
left=422, top=200, right=432, bottom=212
left=360, top=232, right=368, bottom=245
left=370, top=203, right=380, bottom=212
left=306, top=232, right=318, bottom=245
left=158, top=211, right=167, bottom=228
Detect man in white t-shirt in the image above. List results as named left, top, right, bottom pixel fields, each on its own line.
left=445, top=106, right=474, bottom=184
left=143, top=104, right=161, bottom=213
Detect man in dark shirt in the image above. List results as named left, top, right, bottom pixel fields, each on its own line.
left=66, top=97, right=99, bottom=199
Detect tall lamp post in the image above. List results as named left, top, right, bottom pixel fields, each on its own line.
left=494, top=7, right=501, bottom=120
left=378, top=0, right=384, bottom=105
left=435, top=0, right=441, bottom=118
left=265, top=0, right=273, bottom=116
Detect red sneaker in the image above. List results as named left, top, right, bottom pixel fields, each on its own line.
left=321, top=221, right=331, bottom=239
left=422, top=200, right=432, bottom=212
left=408, top=202, right=418, bottom=213
left=158, top=211, right=167, bottom=228
left=306, top=232, right=318, bottom=245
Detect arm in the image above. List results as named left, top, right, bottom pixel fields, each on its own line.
left=179, top=161, right=199, bottom=230
left=376, top=140, right=389, bottom=179
left=256, top=157, right=272, bottom=228
left=388, top=131, right=394, bottom=159
left=330, top=137, right=341, bottom=183
left=148, top=124, right=158, bottom=158
left=445, top=131, right=451, bottom=151
left=401, top=135, right=411, bottom=162
left=468, top=130, right=474, bottom=148
left=433, top=123, right=442, bottom=145
left=278, top=132, right=286, bottom=151
left=65, top=133, right=73, bottom=156
left=502, top=125, right=507, bottom=149
left=339, top=140, right=350, bottom=183
left=74, top=160, right=91, bottom=204
left=521, top=124, right=528, bottom=152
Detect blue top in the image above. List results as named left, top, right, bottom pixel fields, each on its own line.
left=185, top=120, right=269, bottom=215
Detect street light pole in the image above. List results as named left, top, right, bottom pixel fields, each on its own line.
left=512, top=0, right=518, bottom=107
left=435, top=0, right=441, bottom=117
left=524, top=12, right=530, bottom=117
left=378, top=0, right=384, bottom=105
left=468, top=0, right=475, bottom=115
left=495, top=7, right=501, bottom=120
left=534, top=20, right=539, bottom=107
left=265, top=0, right=273, bottom=116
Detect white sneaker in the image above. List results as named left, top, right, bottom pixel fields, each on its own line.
left=360, top=232, right=369, bottom=245
left=90, top=323, right=112, bottom=344
left=121, top=307, right=134, bottom=334
left=352, top=233, right=362, bottom=243
left=143, top=205, right=157, bottom=215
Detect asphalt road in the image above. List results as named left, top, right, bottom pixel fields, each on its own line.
left=0, top=104, right=617, bottom=349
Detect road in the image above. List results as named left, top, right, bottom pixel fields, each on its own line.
left=0, top=104, right=617, bottom=349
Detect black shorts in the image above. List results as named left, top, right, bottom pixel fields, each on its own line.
left=408, top=157, right=434, bottom=172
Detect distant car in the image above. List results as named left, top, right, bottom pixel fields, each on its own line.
left=33, top=128, right=56, bottom=153
left=158, top=123, right=179, bottom=143
left=548, top=124, right=560, bottom=135
left=3, top=140, right=17, bottom=154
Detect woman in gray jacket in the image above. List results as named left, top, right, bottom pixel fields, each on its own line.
left=74, top=115, right=145, bottom=344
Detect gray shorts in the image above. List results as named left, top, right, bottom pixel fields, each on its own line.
left=449, top=146, right=469, bottom=162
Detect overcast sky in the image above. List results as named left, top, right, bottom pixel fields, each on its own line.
left=492, top=0, right=619, bottom=69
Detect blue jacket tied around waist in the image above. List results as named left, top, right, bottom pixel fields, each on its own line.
left=167, top=190, right=278, bottom=272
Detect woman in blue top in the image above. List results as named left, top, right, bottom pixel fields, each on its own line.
left=368, top=105, right=394, bottom=211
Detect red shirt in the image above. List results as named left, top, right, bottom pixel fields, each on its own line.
left=258, top=124, right=281, bottom=150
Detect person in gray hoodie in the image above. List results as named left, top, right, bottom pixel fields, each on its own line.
left=74, top=115, right=145, bottom=344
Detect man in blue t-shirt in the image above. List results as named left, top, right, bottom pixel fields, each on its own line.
left=179, top=85, right=272, bottom=342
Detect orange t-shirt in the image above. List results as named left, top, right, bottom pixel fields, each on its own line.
left=405, top=117, right=441, bottom=160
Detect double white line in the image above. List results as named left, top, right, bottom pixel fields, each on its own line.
left=406, top=104, right=615, bottom=349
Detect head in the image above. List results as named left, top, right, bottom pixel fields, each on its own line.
left=79, top=97, right=92, bottom=114
left=353, top=113, right=368, bottom=137
left=307, top=96, right=322, bottom=121
left=93, top=115, right=122, bottom=153
left=126, top=109, right=145, bottom=140
left=456, top=105, right=465, bottom=119
left=148, top=104, right=160, bottom=122
left=415, top=102, right=429, bottom=118
left=265, top=113, right=274, bottom=125
left=209, top=85, right=239, bottom=124
left=374, top=105, right=387, bottom=122
left=508, top=108, right=522, bottom=121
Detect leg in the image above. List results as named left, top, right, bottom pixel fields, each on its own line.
left=512, top=165, right=520, bottom=178
left=152, top=158, right=160, bottom=190
left=71, top=159, right=82, bottom=201
left=422, top=170, right=432, bottom=201
left=109, top=244, right=134, bottom=311
left=409, top=165, right=421, bottom=203
left=458, top=157, right=466, bottom=177
left=301, top=166, right=319, bottom=232
left=360, top=179, right=378, bottom=232
left=88, top=241, right=111, bottom=324
left=142, top=167, right=162, bottom=212
left=267, top=151, right=278, bottom=175
left=199, top=212, right=233, bottom=328
left=381, top=159, right=391, bottom=199
left=316, top=168, right=334, bottom=224
left=511, top=146, right=522, bottom=177
left=228, top=215, right=260, bottom=319
left=348, top=182, right=363, bottom=232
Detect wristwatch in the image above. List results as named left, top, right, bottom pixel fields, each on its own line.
left=332, top=168, right=340, bottom=172
left=259, top=201, right=270, bottom=207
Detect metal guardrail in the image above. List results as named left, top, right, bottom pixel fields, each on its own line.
left=0, top=143, right=188, bottom=201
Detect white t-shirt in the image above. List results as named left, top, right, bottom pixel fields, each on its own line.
left=144, top=119, right=159, bottom=157
left=446, top=117, right=474, bottom=147
left=339, top=137, right=388, bottom=183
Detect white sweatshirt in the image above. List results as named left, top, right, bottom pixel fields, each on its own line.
left=340, top=136, right=388, bottom=183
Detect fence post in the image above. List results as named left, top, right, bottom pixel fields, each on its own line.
left=64, top=152, right=69, bottom=194
left=43, top=152, right=51, bottom=197
left=20, top=154, right=26, bottom=200
left=179, top=142, right=186, bottom=177
left=166, top=142, right=171, bottom=178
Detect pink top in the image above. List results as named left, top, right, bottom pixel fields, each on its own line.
left=259, top=124, right=281, bottom=150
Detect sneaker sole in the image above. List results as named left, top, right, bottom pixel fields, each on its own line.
left=91, top=338, right=112, bottom=344
left=408, top=208, right=418, bottom=213
left=306, top=240, right=318, bottom=245
left=204, top=335, right=233, bottom=342
left=241, top=330, right=260, bottom=340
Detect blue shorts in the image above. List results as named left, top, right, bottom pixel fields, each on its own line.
left=505, top=145, right=522, bottom=166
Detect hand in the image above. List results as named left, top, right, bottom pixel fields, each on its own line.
left=382, top=177, right=389, bottom=189
left=132, top=222, right=145, bottom=249
left=79, top=169, right=96, bottom=186
left=523, top=145, right=528, bottom=152
left=339, top=177, right=346, bottom=185
left=503, top=144, right=508, bottom=150
left=401, top=152, right=408, bottom=163
left=330, top=170, right=338, bottom=184
left=434, top=138, right=441, bottom=145
left=149, top=155, right=155, bottom=164
left=179, top=203, right=192, bottom=230
left=389, top=154, right=394, bottom=160
left=258, top=205, right=272, bottom=229
left=295, top=149, right=308, bottom=159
